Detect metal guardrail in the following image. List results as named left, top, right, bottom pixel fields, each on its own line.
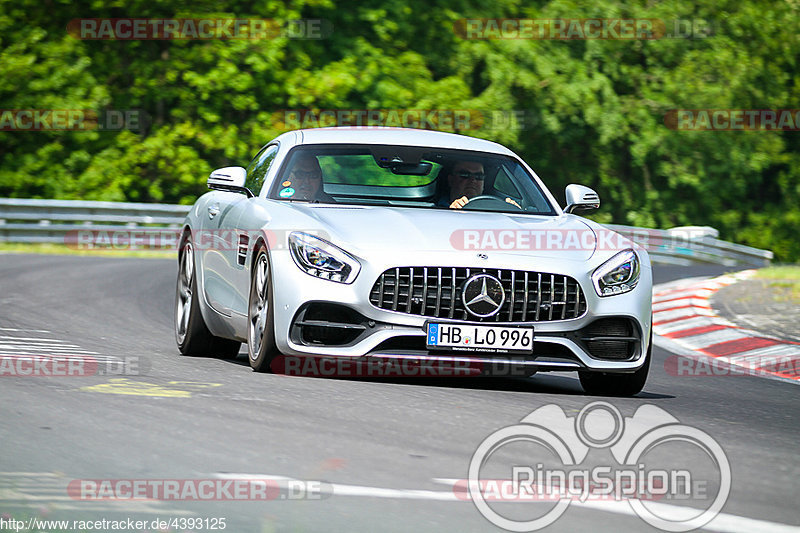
left=606, top=224, right=773, bottom=267
left=0, top=198, right=774, bottom=266
left=0, top=198, right=190, bottom=245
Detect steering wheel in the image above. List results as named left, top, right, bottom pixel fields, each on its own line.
left=462, top=195, right=524, bottom=211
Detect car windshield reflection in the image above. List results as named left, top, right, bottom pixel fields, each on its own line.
left=269, top=145, right=557, bottom=215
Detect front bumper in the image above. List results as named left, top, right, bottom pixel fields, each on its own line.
left=270, top=248, right=653, bottom=373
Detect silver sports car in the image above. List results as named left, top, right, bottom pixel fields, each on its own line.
left=175, top=127, right=652, bottom=395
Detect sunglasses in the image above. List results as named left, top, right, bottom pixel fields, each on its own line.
left=454, top=170, right=485, bottom=181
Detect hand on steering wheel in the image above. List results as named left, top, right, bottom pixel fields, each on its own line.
left=449, top=196, right=471, bottom=209
left=450, top=195, right=524, bottom=211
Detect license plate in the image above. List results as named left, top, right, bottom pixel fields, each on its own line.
left=426, top=323, right=533, bottom=354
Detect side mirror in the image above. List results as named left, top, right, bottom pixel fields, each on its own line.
left=564, top=184, right=600, bottom=213
left=207, top=167, right=253, bottom=197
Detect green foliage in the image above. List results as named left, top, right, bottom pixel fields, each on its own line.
left=1, top=0, right=798, bottom=259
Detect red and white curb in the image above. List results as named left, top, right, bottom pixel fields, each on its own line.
left=652, top=270, right=800, bottom=384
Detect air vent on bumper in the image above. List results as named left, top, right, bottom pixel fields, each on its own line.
left=579, top=317, right=639, bottom=360
left=290, top=303, right=368, bottom=347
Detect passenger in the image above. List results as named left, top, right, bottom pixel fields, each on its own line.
left=284, top=154, right=335, bottom=202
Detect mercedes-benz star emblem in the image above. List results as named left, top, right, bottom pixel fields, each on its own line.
left=462, top=274, right=505, bottom=318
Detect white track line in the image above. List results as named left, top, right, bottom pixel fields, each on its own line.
left=431, top=479, right=800, bottom=533
left=215, top=474, right=800, bottom=532
left=0, top=350, right=100, bottom=356
left=0, top=344, right=94, bottom=352
left=0, top=335, right=75, bottom=343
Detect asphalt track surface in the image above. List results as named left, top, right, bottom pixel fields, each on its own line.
left=0, top=254, right=798, bottom=532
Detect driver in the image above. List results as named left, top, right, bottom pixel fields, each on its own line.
left=443, top=161, right=485, bottom=209
left=438, top=161, right=520, bottom=209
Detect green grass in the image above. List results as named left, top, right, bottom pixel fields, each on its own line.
left=754, top=264, right=800, bottom=302
left=754, top=265, right=800, bottom=280
left=0, top=242, right=174, bottom=258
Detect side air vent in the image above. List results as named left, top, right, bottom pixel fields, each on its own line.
left=237, top=233, right=249, bottom=266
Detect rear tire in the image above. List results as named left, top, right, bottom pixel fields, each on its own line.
left=247, top=243, right=279, bottom=372
left=175, top=238, right=241, bottom=358
left=578, top=332, right=651, bottom=397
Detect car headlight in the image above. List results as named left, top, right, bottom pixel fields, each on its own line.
left=592, top=249, right=640, bottom=296
left=288, top=232, right=361, bottom=284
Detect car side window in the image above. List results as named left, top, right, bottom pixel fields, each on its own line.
left=494, top=166, right=522, bottom=199
left=245, top=144, right=279, bottom=195
left=511, top=164, right=550, bottom=213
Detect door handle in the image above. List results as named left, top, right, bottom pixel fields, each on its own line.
left=208, top=204, right=220, bottom=219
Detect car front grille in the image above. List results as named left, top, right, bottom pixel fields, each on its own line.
left=369, top=267, right=587, bottom=322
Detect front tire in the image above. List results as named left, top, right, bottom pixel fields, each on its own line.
left=248, top=244, right=279, bottom=372
left=578, top=332, right=651, bottom=397
left=175, top=238, right=241, bottom=358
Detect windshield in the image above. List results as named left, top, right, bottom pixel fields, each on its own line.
left=268, top=144, right=557, bottom=215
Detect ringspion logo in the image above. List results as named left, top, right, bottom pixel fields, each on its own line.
left=466, top=402, right=730, bottom=531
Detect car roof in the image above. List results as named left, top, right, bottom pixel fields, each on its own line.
left=276, top=127, right=516, bottom=156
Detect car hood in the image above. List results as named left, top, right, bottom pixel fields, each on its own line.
left=284, top=204, right=610, bottom=261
